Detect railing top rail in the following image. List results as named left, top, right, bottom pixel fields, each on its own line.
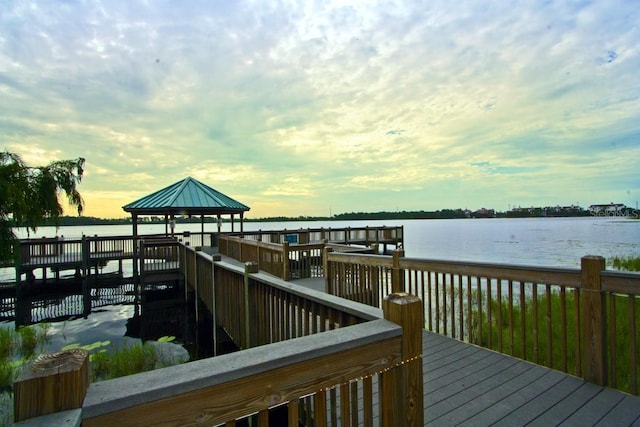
left=218, top=235, right=283, bottom=250
left=18, top=233, right=169, bottom=243
left=232, top=225, right=402, bottom=231
left=250, top=269, right=382, bottom=320
left=20, top=237, right=83, bottom=244
left=83, top=319, right=401, bottom=423
left=400, top=256, right=582, bottom=287
left=602, top=270, right=640, bottom=294
left=327, top=251, right=393, bottom=267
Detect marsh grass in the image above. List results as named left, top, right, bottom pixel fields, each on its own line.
left=0, top=323, right=51, bottom=389
left=90, top=343, right=160, bottom=381
left=610, top=256, right=640, bottom=272
left=63, top=335, right=183, bottom=382
left=467, top=290, right=640, bottom=394
left=0, top=323, right=184, bottom=424
left=0, top=323, right=52, bottom=425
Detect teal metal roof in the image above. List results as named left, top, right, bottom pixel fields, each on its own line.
left=122, top=177, right=250, bottom=215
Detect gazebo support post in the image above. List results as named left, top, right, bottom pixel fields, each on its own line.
left=132, top=213, right=139, bottom=283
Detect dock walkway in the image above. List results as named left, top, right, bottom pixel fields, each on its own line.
left=288, top=277, right=640, bottom=426
left=422, top=330, right=640, bottom=426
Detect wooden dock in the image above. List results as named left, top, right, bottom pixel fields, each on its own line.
left=422, top=330, right=640, bottom=426
left=11, top=233, right=640, bottom=426
left=289, top=277, right=640, bottom=425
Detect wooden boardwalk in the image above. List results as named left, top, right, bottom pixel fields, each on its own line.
left=290, top=277, right=640, bottom=426
left=422, top=330, right=640, bottom=426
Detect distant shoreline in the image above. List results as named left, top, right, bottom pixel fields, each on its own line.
left=14, top=208, right=604, bottom=228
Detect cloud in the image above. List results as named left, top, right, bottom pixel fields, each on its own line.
left=1, top=0, right=639, bottom=217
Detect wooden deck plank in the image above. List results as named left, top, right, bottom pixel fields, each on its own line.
left=489, top=375, right=584, bottom=426
left=558, top=387, right=626, bottom=426
left=457, top=369, right=567, bottom=426
left=526, top=382, right=604, bottom=427
left=424, top=356, right=534, bottom=423
left=421, top=331, right=640, bottom=426
left=424, top=347, right=504, bottom=391
left=595, top=394, right=640, bottom=426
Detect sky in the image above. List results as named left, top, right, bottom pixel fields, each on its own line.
left=1, top=0, right=639, bottom=219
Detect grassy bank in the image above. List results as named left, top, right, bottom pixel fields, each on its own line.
left=0, top=326, right=186, bottom=424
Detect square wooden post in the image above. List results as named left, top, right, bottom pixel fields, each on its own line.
left=14, top=349, right=90, bottom=422
left=244, top=261, right=259, bottom=349
left=580, top=255, right=607, bottom=386
left=323, top=245, right=333, bottom=294
left=391, top=249, right=405, bottom=293
left=381, top=292, right=423, bottom=426
left=282, top=242, right=290, bottom=281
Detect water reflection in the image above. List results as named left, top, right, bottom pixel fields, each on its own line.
left=0, top=280, right=227, bottom=361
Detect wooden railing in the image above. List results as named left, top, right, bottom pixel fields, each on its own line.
left=139, top=237, right=180, bottom=273
left=325, top=249, right=640, bottom=396
left=14, top=241, right=424, bottom=425
left=218, top=235, right=326, bottom=281
left=230, top=225, right=404, bottom=247
left=218, top=234, right=378, bottom=282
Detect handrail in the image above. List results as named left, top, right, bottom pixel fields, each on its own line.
left=82, top=319, right=403, bottom=426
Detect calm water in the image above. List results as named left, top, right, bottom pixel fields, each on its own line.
left=2, top=217, right=638, bottom=358
left=11, top=216, right=640, bottom=267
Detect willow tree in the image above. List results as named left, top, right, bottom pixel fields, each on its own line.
left=0, top=151, right=85, bottom=262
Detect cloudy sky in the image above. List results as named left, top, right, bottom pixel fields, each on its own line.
left=1, top=0, right=639, bottom=218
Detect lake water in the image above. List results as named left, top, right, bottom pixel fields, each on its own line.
left=2, top=217, right=638, bottom=358
left=12, top=216, right=639, bottom=267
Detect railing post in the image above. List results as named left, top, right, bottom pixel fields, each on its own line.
left=14, top=349, right=89, bottom=422
left=211, top=254, right=221, bottom=356
left=194, top=246, right=201, bottom=323
left=580, top=255, right=607, bottom=386
left=392, top=248, right=405, bottom=293
left=82, top=235, right=91, bottom=317
left=244, top=261, right=259, bottom=349
left=282, top=241, right=290, bottom=280
left=323, top=246, right=334, bottom=293
left=381, top=292, right=423, bottom=426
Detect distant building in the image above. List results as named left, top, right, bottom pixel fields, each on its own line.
left=588, top=203, right=633, bottom=216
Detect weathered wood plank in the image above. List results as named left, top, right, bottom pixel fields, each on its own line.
left=424, top=346, right=507, bottom=390
left=558, top=387, right=626, bottom=426
left=457, top=368, right=567, bottom=426
left=525, top=382, right=603, bottom=427
left=595, top=394, right=640, bottom=426
left=422, top=330, right=640, bottom=426
left=489, top=375, right=583, bottom=426
left=425, top=359, right=534, bottom=423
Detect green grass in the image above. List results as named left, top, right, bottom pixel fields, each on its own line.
left=469, top=289, right=640, bottom=394
left=0, top=326, right=185, bottom=424
left=0, top=323, right=52, bottom=389
left=0, top=323, right=52, bottom=425
left=62, top=335, right=184, bottom=382
left=610, top=256, right=640, bottom=272
left=425, top=256, right=640, bottom=395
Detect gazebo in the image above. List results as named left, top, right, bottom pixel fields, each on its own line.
left=122, top=176, right=251, bottom=238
